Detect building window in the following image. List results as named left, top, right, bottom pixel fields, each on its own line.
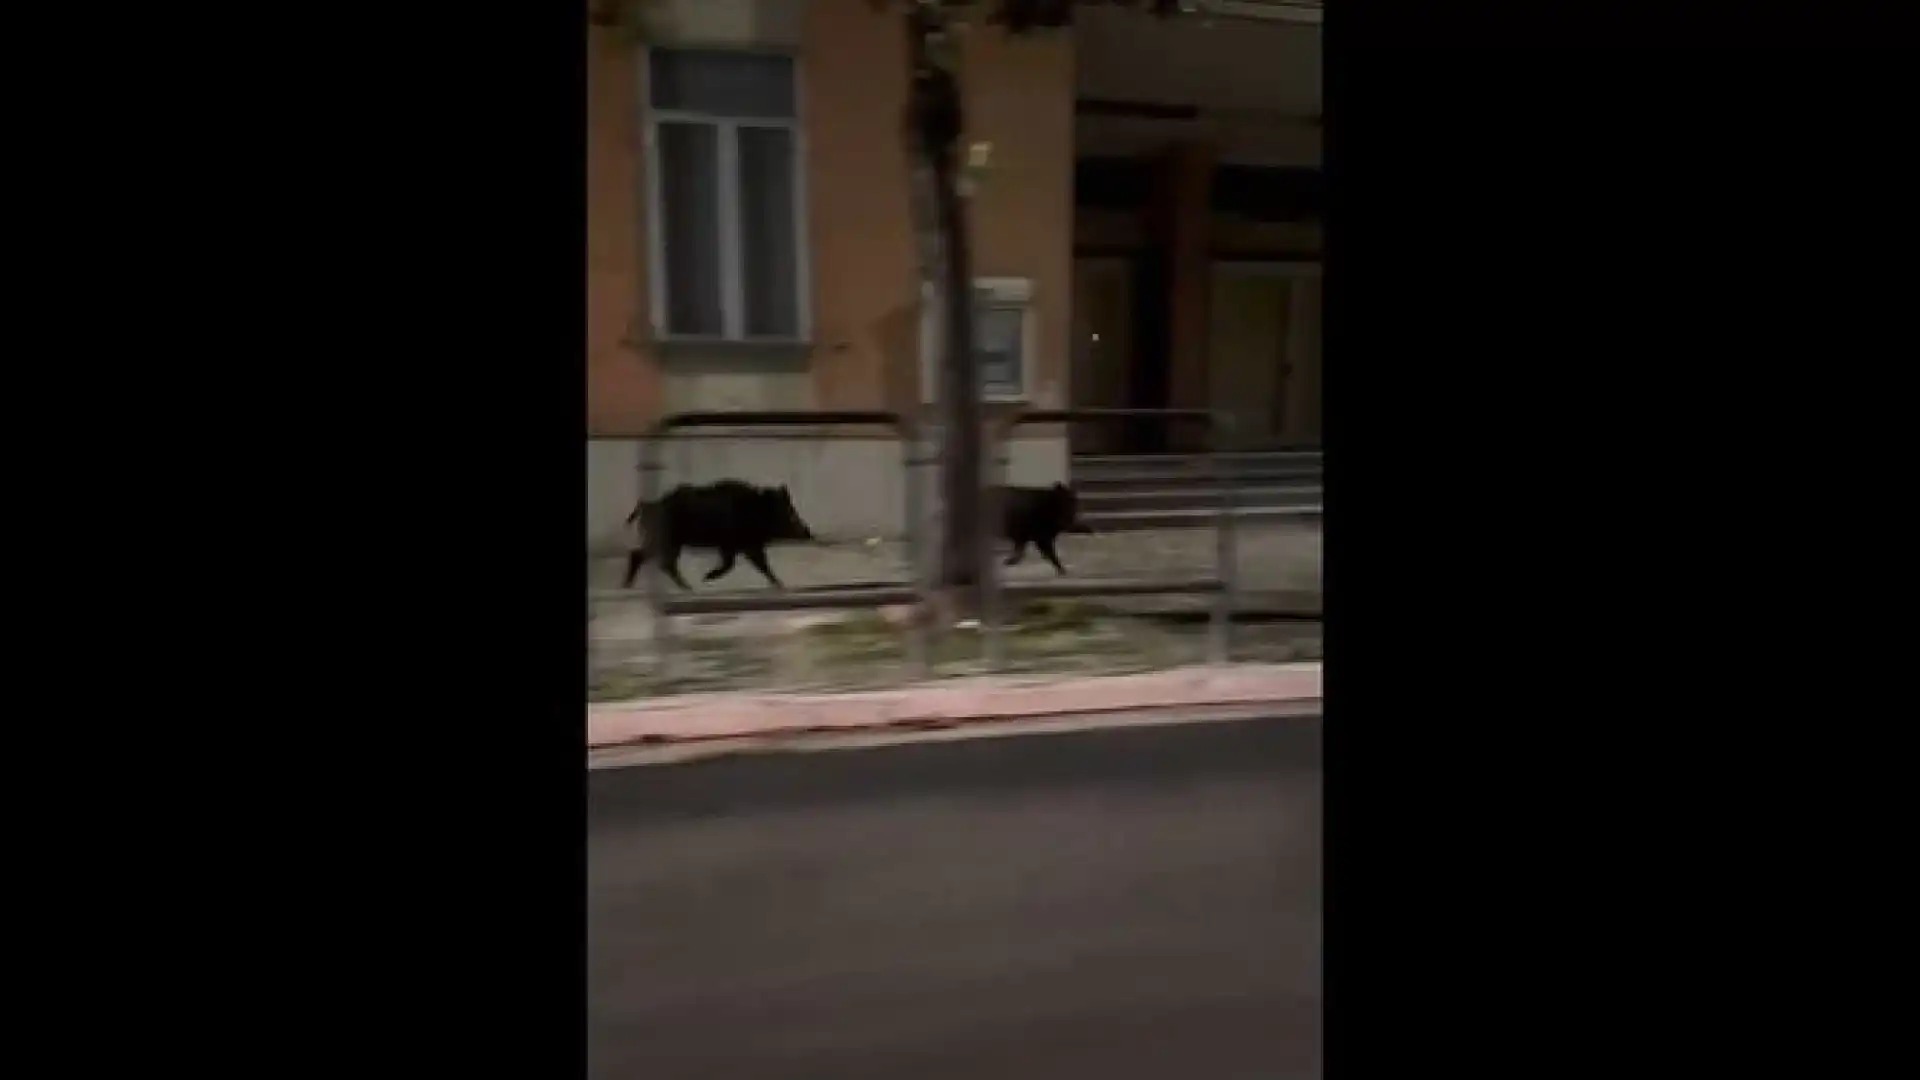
left=920, top=277, right=1034, bottom=403
left=644, top=49, right=807, bottom=343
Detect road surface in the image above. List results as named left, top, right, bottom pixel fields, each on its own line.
left=588, top=716, right=1322, bottom=1079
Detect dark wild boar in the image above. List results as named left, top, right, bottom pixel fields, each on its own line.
left=1000, top=481, right=1097, bottom=575
left=623, top=479, right=816, bottom=590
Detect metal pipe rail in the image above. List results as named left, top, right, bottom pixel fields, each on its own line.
left=636, top=411, right=929, bottom=676
left=988, top=408, right=1237, bottom=669
left=1000, top=577, right=1223, bottom=601
left=652, top=586, right=921, bottom=616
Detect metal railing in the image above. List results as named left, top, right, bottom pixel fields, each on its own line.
left=593, top=407, right=1241, bottom=690
left=984, top=408, right=1237, bottom=669
left=635, top=410, right=929, bottom=676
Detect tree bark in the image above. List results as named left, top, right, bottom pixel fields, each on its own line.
left=903, top=3, right=985, bottom=616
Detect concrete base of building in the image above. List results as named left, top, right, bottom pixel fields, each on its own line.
left=587, top=436, right=1069, bottom=555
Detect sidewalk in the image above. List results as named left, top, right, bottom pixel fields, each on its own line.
left=587, top=662, right=1322, bottom=751
left=589, top=521, right=1322, bottom=701
left=588, top=521, right=1321, bottom=599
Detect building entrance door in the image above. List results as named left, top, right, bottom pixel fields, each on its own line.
left=1069, top=257, right=1134, bottom=454
left=1208, top=262, right=1321, bottom=450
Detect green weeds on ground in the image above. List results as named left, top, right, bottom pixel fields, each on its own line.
left=590, top=598, right=1320, bottom=703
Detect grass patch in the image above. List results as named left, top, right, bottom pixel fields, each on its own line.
left=587, top=671, right=648, bottom=703
left=1008, top=599, right=1101, bottom=636
left=588, top=602, right=1321, bottom=704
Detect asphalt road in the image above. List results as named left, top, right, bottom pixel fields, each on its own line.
left=588, top=716, right=1323, bottom=1080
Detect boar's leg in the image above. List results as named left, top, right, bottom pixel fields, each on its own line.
left=703, top=548, right=738, bottom=582
left=1035, top=535, right=1069, bottom=575
left=621, top=545, right=649, bottom=589
left=658, top=541, right=694, bottom=591
left=744, top=545, right=785, bottom=589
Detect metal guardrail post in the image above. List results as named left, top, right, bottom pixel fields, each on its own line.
left=637, top=434, right=671, bottom=683
left=1209, top=414, right=1237, bottom=666
left=980, top=440, right=1008, bottom=671
left=901, top=423, right=928, bottom=676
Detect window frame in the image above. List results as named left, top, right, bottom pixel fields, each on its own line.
left=638, top=45, right=812, bottom=347
left=919, top=275, right=1036, bottom=404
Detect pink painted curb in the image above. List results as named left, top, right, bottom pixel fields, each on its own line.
left=587, top=663, right=1321, bottom=749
